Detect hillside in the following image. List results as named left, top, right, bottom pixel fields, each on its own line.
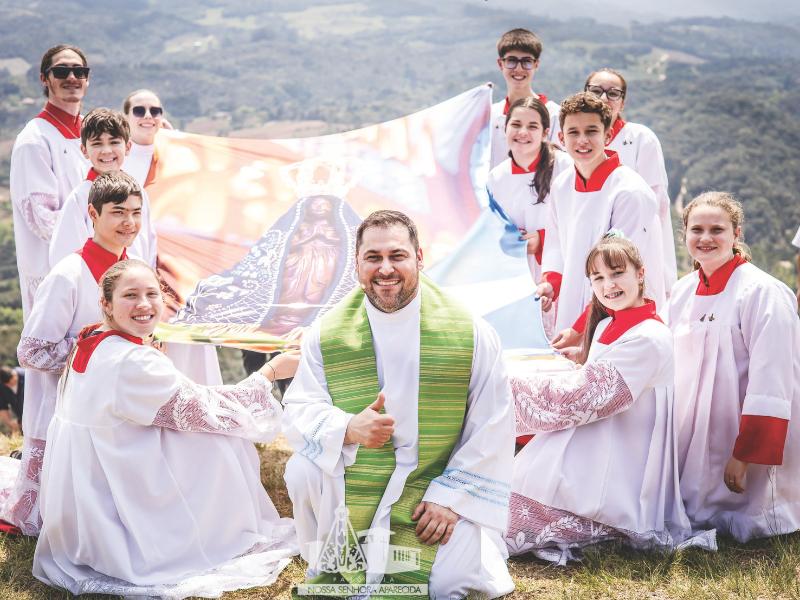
left=0, top=0, right=798, bottom=365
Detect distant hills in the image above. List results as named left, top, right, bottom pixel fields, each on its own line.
left=0, top=0, right=797, bottom=364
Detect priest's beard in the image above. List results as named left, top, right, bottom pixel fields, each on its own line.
left=363, top=274, right=419, bottom=313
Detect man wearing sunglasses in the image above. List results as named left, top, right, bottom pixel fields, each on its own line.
left=2, top=44, right=91, bottom=534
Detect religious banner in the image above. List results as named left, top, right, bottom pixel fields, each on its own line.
left=148, top=84, right=549, bottom=352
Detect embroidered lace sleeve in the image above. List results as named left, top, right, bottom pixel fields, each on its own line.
left=511, top=361, right=634, bottom=435
left=18, top=192, right=60, bottom=241
left=17, top=335, right=75, bottom=374
left=151, top=372, right=281, bottom=441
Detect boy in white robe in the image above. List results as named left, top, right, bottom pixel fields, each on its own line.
left=283, top=211, right=515, bottom=599
left=490, top=28, right=561, bottom=169
left=536, top=92, right=666, bottom=337
left=50, top=108, right=157, bottom=268
left=3, top=172, right=143, bottom=535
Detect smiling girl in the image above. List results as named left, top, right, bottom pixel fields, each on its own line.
left=667, top=192, right=800, bottom=541
left=506, top=235, right=711, bottom=562
left=122, top=89, right=170, bottom=188
left=32, top=259, right=299, bottom=596
left=487, top=97, right=572, bottom=296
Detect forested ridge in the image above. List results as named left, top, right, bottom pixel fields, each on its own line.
left=0, top=0, right=797, bottom=364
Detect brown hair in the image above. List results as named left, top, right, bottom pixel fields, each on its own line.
left=577, top=235, right=645, bottom=365
left=40, top=44, right=89, bottom=98
left=356, top=210, right=420, bottom=253
left=505, top=96, right=556, bottom=202
left=559, top=92, right=613, bottom=131
left=122, top=89, right=162, bottom=114
left=584, top=67, right=628, bottom=100
left=496, top=28, right=542, bottom=59
left=81, top=107, right=131, bottom=147
left=88, top=171, right=141, bottom=214
left=682, top=191, right=752, bottom=270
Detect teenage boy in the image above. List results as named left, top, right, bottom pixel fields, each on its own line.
left=490, top=28, right=561, bottom=169
left=3, top=173, right=142, bottom=535
left=49, top=108, right=157, bottom=268
left=535, top=92, right=666, bottom=336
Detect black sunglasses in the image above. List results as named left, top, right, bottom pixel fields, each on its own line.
left=47, top=65, right=90, bottom=79
left=131, top=106, right=163, bottom=118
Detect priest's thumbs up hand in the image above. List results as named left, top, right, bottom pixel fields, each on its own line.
left=344, top=392, right=395, bottom=448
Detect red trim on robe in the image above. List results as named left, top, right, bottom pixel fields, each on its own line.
left=511, top=152, right=541, bottom=175
left=696, top=254, right=747, bottom=296
left=574, top=150, right=621, bottom=193
left=71, top=330, right=143, bottom=374
left=503, top=93, right=549, bottom=116
left=516, top=433, right=534, bottom=447
left=0, top=520, right=22, bottom=535
left=86, top=167, right=99, bottom=181
left=597, top=299, right=662, bottom=345
left=534, top=228, right=545, bottom=265
left=143, top=146, right=159, bottom=188
left=733, top=415, right=789, bottom=465
left=76, top=238, right=127, bottom=283
left=542, top=271, right=562, bottom=301
left=607, top=118, right=627, bottom=144
left=572, top=304, right=592, bottom=334
left=36, top=102, right=81, bottom=139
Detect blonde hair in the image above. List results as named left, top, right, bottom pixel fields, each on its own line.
left=578, top=235, right=644, bottom=365
left=682, top=191, right=752, bottom=269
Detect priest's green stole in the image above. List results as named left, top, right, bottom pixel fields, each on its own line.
left=318, top=276, right=473, bottom=592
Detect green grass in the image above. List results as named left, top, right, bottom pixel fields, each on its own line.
left=1, top=434, right=798, bottom=599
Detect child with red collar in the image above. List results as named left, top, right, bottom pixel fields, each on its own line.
left=668, top=192, right=800, bottom=542
left=490, top=28, right=561, bottom=169
left=536, top=91, right=666, bottom=340
left=49, top=108, right=157, bottom=269
left=2, top=173, right=143, bottom=535
left=506, top=235, right=713, bottom=563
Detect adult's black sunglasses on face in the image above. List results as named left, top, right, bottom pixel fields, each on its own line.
left=47, top=65, right=90, bottom=79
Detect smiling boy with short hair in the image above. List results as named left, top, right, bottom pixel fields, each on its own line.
left=490, top=28, right=561, bottom=168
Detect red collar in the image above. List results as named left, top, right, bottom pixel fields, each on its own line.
left=574, top=150, right=621, bottom=193
left=598, top=299, right=662, bottom=345
left=502, top=93, right=549, bottom=116
left=72, top=330, right=143, bottom=374
left=511, top=152, right=541, bottom=174
left=144, top=145, right=159, bottom=187
left=86, top=167, right=99, bottom=181
left=607, top=118, right=627, bottom=144
left=76, top=238, right=127, bottom=283
left=37, top=102, right=82, bottom=139
left=696, top=254, right=747, bottom=296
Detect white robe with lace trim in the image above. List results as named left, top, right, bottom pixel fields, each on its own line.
left=33, top=335, right=296, bottom=598
left=282, top=291, right=515, bottom=599
left=507, top=318, right=713, bottom=562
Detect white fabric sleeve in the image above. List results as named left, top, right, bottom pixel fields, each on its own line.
left=281, top=321, right=359, bottom=477
left=49, top=190, right=90, bottom=266
left=17, top=268, right=78, bottom=373
left=511, top=331, right=665, bottom=435
left=10, top=140, right=61, bottom=242
left=633, top=128, right=669, bottom=192
left=151, top=372, right=282, bottom=442
left=610, top=186, right=659, bottom=255
left=540, top=201, right=563, bottom=277
left=739, top=279, right=799, bottom=420
left=422, top=319, right=515, bottom=532
left=792, top=225, right=800, bottom=250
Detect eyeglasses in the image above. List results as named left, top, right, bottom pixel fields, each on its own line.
left=47, top=65, right=90, bottom=79
left=500, top=56, right=537, bottom=71
left=131, top=106, right=163, bottom=118
left=585, top=84, right=625, bottom=101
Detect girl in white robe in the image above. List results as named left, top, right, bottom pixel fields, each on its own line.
left=584, top=67, right=677, bottom=294
left=33, top=259, right=298, bottom=598
left=121, top=88, right=224, bottom=387
left=507, top=235, right=714, bottom=564
left=668, top=192, right=800, bottom=541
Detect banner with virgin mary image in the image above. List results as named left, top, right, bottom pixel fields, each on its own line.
left=148, top=84, right=550, bottom=352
